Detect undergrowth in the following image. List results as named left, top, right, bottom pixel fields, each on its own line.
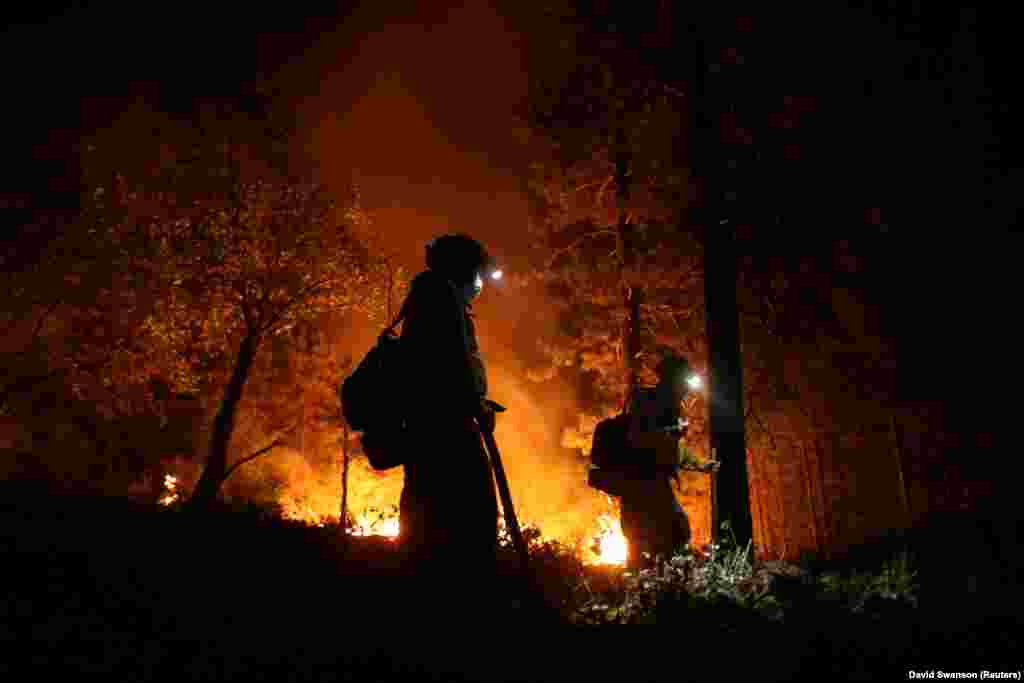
left=562, top=521, right=920, bottom=625
left=160, top=497, right=922, bottom=626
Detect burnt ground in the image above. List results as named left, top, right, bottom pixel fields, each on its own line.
left=1, top=484, right=1020, bottom=682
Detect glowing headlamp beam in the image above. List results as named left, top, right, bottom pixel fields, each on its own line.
left=491, top=269, right=503, bottom=280
left=687, top=374, right=703, bottom=390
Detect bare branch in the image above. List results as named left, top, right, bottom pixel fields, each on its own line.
left=28, top=300, right=61, bottom=346
left=595, top=175, right=615, bottom=209
left=221, top=439, right=284, bottom=484
left=545, top=229, right=618, bottom=270
left=260, top=277, right=333, bottom=334
left=571, top=178, right=611, bottom=194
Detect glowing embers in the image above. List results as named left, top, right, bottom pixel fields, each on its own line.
left=497, top=516, right=547, bottom=549
left=280, top=501, right=328, bottom=527
left=348, top=505, right=400, bottom=540
left=159, top=474, right=180, bottom=506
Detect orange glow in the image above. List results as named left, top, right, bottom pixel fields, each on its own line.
left=348, top=507, right=400, bottom=539
left=281, top=502, right=328, bottom=527
left=159, top=474, right=180, bottom=506
left=586, top=512, right=629, bottom=566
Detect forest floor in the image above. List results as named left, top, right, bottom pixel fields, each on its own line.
left=1, top=484, right=1020, bottom=682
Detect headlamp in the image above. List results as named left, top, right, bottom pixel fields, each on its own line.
left=686, top=374, right=703, bottom=390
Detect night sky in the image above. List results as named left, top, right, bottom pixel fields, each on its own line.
left=3, top=1, right=1018, bottom=432
left=3, top=2, right=533, bottom=269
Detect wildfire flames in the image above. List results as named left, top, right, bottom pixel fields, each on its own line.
left=276, top=501, right=401, bottom=539
left=498, top=506, right=628, bottom=566
left=348, top=506, right=400, bottom=539
left=588, top=512, right=629, bottom=566
left=159, top=475, right=180, bottom=506
left=159, top=471, right=631, bottom=565
left=276, top=499, right=629, bottom=565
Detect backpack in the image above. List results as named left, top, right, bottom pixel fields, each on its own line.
left=587, top=394, right=685, bottom=496
left=340, top=273, right=482, bottom=471
left=340, top=303, right=410, bottom=471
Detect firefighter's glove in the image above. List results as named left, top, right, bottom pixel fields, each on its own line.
left=477, top=401, right=497, bottom=434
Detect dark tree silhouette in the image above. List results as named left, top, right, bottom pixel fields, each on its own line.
left=685, top=10, right=753, bottom=547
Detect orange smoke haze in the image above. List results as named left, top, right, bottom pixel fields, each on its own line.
left=217, top=354, right=612, bottom=545
left=242, top=4, right=618, bottom=538
left=148, top=3, right=711, bottom=550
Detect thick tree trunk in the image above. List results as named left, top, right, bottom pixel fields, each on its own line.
left=187, top=333, right=259, bottom=509
left=813, top=435, right=833, bottom=559
left=748, top=447, right=771, bottom=561
left=704, top=223, right=753, bottom=547
left=800, top=441, right=820, bottom=555
left=689, top=14, right=753, bottom=548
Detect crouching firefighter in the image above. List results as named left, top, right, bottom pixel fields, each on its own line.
left=394, top=234, right=503, bottom=598
left=588, top=351, right=693, bottom=569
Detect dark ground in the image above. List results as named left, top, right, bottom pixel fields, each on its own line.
left=1, top=483, right=1019, bottom=682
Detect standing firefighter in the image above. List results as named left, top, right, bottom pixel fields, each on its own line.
left=589, top=351, right=693, bottom=568
left=397, top=234, right=502, bottom=597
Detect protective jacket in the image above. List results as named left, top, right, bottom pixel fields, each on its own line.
left=397, top=269, right=497, bottom=584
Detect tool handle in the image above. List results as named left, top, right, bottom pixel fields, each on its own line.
left=480, top=427, right=529, bottom=574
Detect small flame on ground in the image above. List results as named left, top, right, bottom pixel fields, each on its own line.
left=582, top=496, right=628, bottom=566
left=159, top=474, right=179, bottom=506
left=587, top=512, right=629, bottom=566
left=277, top=500, right=401, bottom=538
left=348, top=507, right=400, bottom=539
left=280, top=503, right=320, bottom=526
left=271, top=494, right=630, bottom=566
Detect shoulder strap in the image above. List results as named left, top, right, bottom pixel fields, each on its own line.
left=383, top=290, right=413, bottom=335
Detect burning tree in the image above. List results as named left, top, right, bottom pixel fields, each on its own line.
left=512, top=4, right=919, bottom=561
left=77, top=94, right=392, bottom=509
left=511, top=3, right=717, bottom=552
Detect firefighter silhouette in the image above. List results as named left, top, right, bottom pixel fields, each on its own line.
left=396, top=234, right=502, bottom=591
left=590, top=351, right=692, bottom=568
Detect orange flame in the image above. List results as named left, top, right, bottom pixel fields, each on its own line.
left=348, top=506, right=400, bottom=539
left=159, top=474, right=180, bottom=506
left=159, top=462, right=632, bottom=566
left=280, top=503, right=328, bottom=527
left=587, top=512, right=628, bottom=566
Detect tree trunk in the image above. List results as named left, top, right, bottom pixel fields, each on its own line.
left=813, top=435, right=833, bottom=559
left=768, top=451, right=786, bottom=560
left=800, top=441, right=820, bottom=556
left=689, top=14, right=753, bottom=548
left=187, top=333, right=259, bottom=509
left=748, top=446, right=770, bottom=561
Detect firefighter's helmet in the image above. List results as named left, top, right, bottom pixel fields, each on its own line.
left=425, top=234, right=497, bottom=285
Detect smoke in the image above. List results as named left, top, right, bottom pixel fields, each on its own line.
left=163, top=2, right=621, bottom=541
left=485, top=356, right=609, bottom=543
left=188, top=272, right=612, bottom=543
left=216, top=341, right=609, bottom=544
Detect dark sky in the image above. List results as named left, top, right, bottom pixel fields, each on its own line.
left=3, top=1, right=533, bottom=272
left=3, top=2, right=1018, bottom=418
left=5, top=2, right=1015, bottom=234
